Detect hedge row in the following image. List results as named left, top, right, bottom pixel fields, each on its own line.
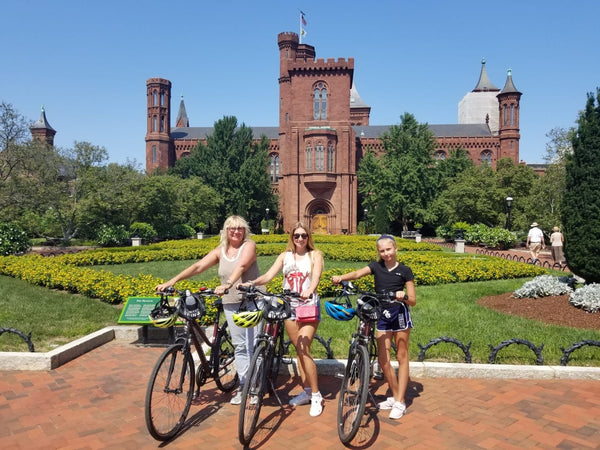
left=0, top=235, right=546, bottom=304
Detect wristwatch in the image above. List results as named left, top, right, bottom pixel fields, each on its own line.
left=403, top=294, right=409, bottom=301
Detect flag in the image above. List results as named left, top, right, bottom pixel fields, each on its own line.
left=301, top=11, right=307, bottom=26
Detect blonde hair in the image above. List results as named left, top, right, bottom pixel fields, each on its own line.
left=219, top=215, right=251, bottom=248
left=286, top=222, right=316, bottom=253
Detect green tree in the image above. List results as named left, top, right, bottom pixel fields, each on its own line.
left=358, top=113, right=438, bottom=232
left=171, top=116, right=276, bottom=230
left=562, top=88, right=600, bottom=282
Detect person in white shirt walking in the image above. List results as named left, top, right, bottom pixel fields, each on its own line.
left=526, top=222, right=545, bottom=264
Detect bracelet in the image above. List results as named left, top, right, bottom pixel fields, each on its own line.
left=225, top=279, right=233, bottom=286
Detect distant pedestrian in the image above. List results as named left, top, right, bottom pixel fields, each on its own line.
left=526, top=222, right=545, bottom=264
left=550, top=226, right=565, bottom=266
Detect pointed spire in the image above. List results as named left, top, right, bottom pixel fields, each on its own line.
left=500, top=68, right=521, bottom=94
left=175, top=95, right=189, bottom=127
left=473, top=58, right=499, bottom=92
left=30, top=105, right=56, bottom=131
left=350, top=82, right=369, bottom=108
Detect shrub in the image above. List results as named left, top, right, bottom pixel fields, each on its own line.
left=96, top=224, right=130, bottom=247
left=512, top=275, right=573, bottom=299
left=436, top=224, right=453, bottom=241
left=164, top=224, right=195, bottom=240
left=0, top=223, right=30, bottom=256
left=569, top=283, right=600, bottom=313
left=129, top=222, right=157, bottom=242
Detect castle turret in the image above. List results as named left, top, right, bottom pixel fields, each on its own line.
left=145, top=78, right=173, bottom=172
left=497, top=69, right=522, bottom=162
left=30, top=106, right=56, bottom=145
left=458, top=59, right=501, bottom=134
left=175, top=95, right=189, bottom=127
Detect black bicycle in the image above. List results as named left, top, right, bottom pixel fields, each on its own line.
left=144, top=287, right=238, bottom=441
left=327, top=281, right=396, bottom=444
left=237, top=286, right=300, bottom=446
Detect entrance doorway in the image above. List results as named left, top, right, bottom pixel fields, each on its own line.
left=312, top=214, right=328, bottom=234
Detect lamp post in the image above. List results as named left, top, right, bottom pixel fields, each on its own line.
left=505, top=196, right=513, bottom=231
left=264, top=208, right=270, bottom=234
left=364, top=209, right=368, bottom=233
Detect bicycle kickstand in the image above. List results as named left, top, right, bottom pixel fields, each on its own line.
left=268, top=379, right=285, bottom=409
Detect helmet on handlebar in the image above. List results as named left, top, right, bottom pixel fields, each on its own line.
left=232, top=309, right=263, bottom=328
left=264, top=296, right=291, bottom=320
left=178, top=291, right=206, bottom=320
left=325, top=298, right=356, bottom=321
left=148, top=302, right=178, bottom=328
left=355, top=294, right=381, bottom=322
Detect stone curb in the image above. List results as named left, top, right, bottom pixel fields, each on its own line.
left=1, top=325, right=599, bottom=380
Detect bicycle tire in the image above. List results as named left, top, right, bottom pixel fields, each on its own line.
left=270, top=333, right=285, bottom=386
left=238, top=342, right=270, bottom=446
left=145, top=343, right=195, bottom=441
left=337, top=344, right=370, bottom=444
left=214, top=323, right=239, bottom=392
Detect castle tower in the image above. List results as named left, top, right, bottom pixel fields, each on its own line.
left=277, top=31, right=357, bottom=234
left=145, top=78, right=173, bottom=172
left=175, top=95, right=189, bottom=127
left=30, top=106, right=56, bottom=145
left=458, top=59, right=501, bottom=134
left=497, top=69, right=522, bottom=162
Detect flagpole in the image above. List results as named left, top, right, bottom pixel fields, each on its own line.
left=299, top=13, right=303, bottom=44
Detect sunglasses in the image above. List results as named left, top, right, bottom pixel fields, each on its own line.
left=293, top=233, right=308, bottom=240
left=228, top=227, right=244, bottom=232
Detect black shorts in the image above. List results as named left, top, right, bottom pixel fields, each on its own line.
left=376, top=302, right=413, bottom=332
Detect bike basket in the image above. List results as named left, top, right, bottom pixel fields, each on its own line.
left=264, top=296, right=291, bottom=321
left=355, top=294, right=381, bottom=322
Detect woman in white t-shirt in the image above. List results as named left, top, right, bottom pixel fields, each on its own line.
left=242, top=222, right=324, bottom=417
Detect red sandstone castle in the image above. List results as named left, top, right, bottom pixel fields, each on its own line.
left=145, top=32, right=521, bottom=234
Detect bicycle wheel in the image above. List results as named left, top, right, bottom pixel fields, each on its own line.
left=337, top=344, right=370, bottom=445
left=145, top=343, right=194, bottom=441
left=269, top=333, right=285, bottom=387
left=238, top=342, right=270, bottom=446
left=213, top=323, right=238, bottom=392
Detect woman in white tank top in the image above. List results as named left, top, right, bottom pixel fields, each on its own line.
left=241, top=222, right=324, bottom=417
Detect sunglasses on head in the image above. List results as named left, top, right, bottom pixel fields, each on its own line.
left=293, top=233, right=308, bottom=239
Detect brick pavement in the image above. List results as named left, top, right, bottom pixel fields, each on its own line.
left=1, top=341, right=599, bottom=449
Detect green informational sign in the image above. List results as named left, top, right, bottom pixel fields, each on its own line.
left=118, top=297, right=161, bottom=324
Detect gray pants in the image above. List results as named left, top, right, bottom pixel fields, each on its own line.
left=223, top=303, right=258, bottom=386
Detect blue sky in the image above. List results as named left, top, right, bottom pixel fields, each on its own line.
left=2, top=0, right=599, bottom=166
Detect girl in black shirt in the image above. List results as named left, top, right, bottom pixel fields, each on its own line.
left=331, top=235, right=416, bottom=420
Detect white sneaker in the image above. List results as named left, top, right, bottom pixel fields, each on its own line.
left=377, top=396, right=396, bottom=410
left=309, top=393, right=323, bottom=417
left=389, top=401, right=406, bottom=419
left=289, top=390, right=310, bottom=406
left=230, top=389, right=243, bottom=405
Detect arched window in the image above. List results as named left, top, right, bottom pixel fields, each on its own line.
left=160, top=116, right=164, bottom=132
left=503, top=105, right=508, bottom=126
left=152, top=145, right=157, bottom=164
left=434, top=151, right=446, bottom=160
left=327, top=145, right=335, bottom=172
left=160, top=92, right=165, bottom=106
left=306, top=145, right=312, bottom=171
left=481, top=150, right=493, bottom=165
left=153, top=90, right=157, bottom=106
left=315, top=145, right=324, bottom=171
left=313, top=82, right=327, bottom=120
left=510, top=104, right=514, bottom=126
left=153, top=115, right=157, bottom=132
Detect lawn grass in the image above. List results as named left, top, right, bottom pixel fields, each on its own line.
left=0, top=275, right=121, bottom=352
